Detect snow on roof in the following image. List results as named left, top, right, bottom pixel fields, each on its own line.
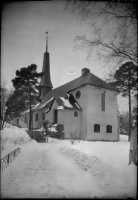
left=33, top=103, right=41, bottom=109
left=21, top=109, right=30, bottom=114
left=57, top=106, right=64, bottom=110
left=60, top=97, right=73, bottom=109
left=44, top=108, right=50, bottom=113
left=35, top=97, right=54, bottom=110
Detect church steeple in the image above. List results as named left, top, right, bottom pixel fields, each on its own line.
left=46, top=31, right=48, bottom=52
left=39, top=32, right=53, bottom=99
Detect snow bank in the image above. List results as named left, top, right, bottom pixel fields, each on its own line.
left=60, top=97, right=73, bottom=108
left=1, top=131, right=137, bottom=198
left=119, top=134, right=129, bottom=142
left=60, top=140, right=137, bottom=198
left=1, top=123, right=32, bottom=157
left=2, top=123, right=30, bottom=139
left=65, top=139, right=130, bottom=169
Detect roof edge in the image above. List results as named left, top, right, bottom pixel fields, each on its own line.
left=68, top=83, right=119, bottom=93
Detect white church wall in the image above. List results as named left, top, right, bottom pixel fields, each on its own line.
left=33, top=107, right=47, bottom=129
left=86, top=85, right=119, bottom=141
left=57, top=110, right=64, bottom=124
left=58, top=109, right=81, bottom=139
left=69, top=85, right=88, bottom=140
left=11, top=116, right=28, bottom=128
left=45, top=100, right=59, bottom=124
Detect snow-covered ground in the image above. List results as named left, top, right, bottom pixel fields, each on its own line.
left=1, top=124, right=137, bottom=198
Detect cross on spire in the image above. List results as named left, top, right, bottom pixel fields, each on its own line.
left=45, top=31, right=49, bottom=52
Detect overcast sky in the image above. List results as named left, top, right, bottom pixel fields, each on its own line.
left=1, top=1, right=129, bottom=112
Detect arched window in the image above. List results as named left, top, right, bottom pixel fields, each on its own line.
left=17, top=118, right=19, bottom=125
left=42, top=112, right=45, bottom=121
left=74, top=111, right=78, bottom=117
left=94, top=124, right=100, bottom=132
left=101, top=93, right=105, bottom=111
left=54, top=110, right=58, bottom=123
left=107, top=125, right=112, bottom=133
left=25, top=113, right=27, bottom=123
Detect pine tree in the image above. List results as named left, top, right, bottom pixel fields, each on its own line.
left=111, top=62, right=137, bottom=141
left=11, top=64, right=43, bottom=130
left=5, top=89, right=27, bottom=122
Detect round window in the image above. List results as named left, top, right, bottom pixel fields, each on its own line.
left=76, top=91, right=81, bottom=99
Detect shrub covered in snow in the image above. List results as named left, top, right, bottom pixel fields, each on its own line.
left=70, top=132, right=80, bottom=145
left=1, top=123, right=32, bottom=153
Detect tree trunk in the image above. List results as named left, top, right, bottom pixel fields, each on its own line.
left=29, top=103, right=31, bottom=131
left=128, top=130, right=137, bottom=165
left=128, top=71, right=131, bottom=142
left=28, top=82, right=32, bottom=131
left=0, top=119, right=7, bottom=130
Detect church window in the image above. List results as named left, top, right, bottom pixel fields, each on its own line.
left=76, top=91, right=81, bottom=99
left=94, top=124, right=100, bottom=132
left=107, top=125, right=112, bottom=133
left=17, top=118, right=19, bottom=125
left=101, top=93, right=105, bottom=111
left=42, top=112, right=45, bottom=120
left=74, top=111, right=78, bottom=117
left=54, top=110, right=58, bottom=123
left=25, top=113, right=27, bottom=123
left=35, top=114, right=38, bottom=121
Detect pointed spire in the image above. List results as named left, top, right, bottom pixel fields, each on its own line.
left=45, top=31, right=49, bottom=52
left=39, top=31, right=53, bottom=99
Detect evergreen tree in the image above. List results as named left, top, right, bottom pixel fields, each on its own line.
left=119, top=111, right=129, bottom=135
left=131, top=93, right=137, bottom=131
left=111, top=62, right=137, bottom=141
left=11, top=64, right=43, bottom=130
left=5, top=89, right=27, bottom=122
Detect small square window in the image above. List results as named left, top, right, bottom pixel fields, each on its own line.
left=42, top=112, right=45, bottom=120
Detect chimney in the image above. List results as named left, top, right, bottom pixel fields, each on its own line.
left=82, top=68, right=90, bottom=76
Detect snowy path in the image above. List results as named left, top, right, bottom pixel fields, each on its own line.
left=1, top=141, right=101, bottom=198
left=1, top=139, right=136, bottom=198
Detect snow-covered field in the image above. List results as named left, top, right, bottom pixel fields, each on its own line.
left=1, top=124, right=137, bottom=198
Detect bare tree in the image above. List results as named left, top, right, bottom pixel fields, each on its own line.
left=0, top=80, right=13, bottom=129
left=66, top=1, right=137, bottom=70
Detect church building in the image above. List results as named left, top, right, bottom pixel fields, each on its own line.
left=11, top=34, right=119, bottom=141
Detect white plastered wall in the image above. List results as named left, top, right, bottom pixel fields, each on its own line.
left=33, top=107, right=47, bottom=129
left=58, top=109, right=81, bottom=139
left=45, top=100, right=59, bottom=124
left=11, top=117, right=28, bottom=128
left=86, top=85, right=119, bottom=141
left=69, top=85, right=87, bottom=140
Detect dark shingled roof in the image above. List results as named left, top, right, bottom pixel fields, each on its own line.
left=42, top=72, right=118, bottom=101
